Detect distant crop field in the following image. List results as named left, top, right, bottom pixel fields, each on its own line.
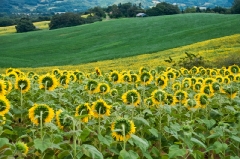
left=0, top=21, right=49, bottom=35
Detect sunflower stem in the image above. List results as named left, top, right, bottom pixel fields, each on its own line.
left=20, top=87, right=23, bottom=123
left=122, top=124, right=126, bottom=151
left=72, top=119, right=77, bottom=159
left=40, top=111, right=43, bottom=141
left=98, top=107, right=102, bottom=152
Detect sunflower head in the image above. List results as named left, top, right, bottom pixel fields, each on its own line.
left=151, top=89, right=166, bottom=105
left=0, top=96, right=11, bottom=116
left=15, top=77, right=31, bottom=93
left=28, top=104, right=55, bottom=125
left=195, top=93, right=208, bottom=108
left=109, top=71, right=120, bottom=83
left=111, top=118, right=136, bottom=141
left=121, top=74, right=131, bottom=83
left=174, top=90, right=188, bottom=104
left=193, top=82, right=202, bottom=92
left=59, top=74, right=68, bottom=86
left=201, top=84, right=214, bottom=97
left=15, top=141, right=28, bottom=155
left=164, top=94, right=176, bottom=106
left=140, top=72, right=153, bottom=85
left=75, top=103, right=93, bottom=122
left=56, top=109, right=72, bottom=129
left=85, top=80, right=98, bottom=93
left=110, top=89, right=118, bottom=97
left=228, top=64, right=239, bottom=74
left=215, top=76, right=223, bottom=83
left=155, top=76, right=168, bottom=89
left=5, top=68, right=14, bottom=74
left=165, top=71, right=176, bottom=80
left=95, top=67, right=102, bottom=76
left=130, top=74, right=139, bottom=83
left=200, top=69, right=206, bottom=75
left=190, top=66, right=199, bottom=74
left=92, top=99, right=111, bottom=118
left=6, top=71, right=18, bottom=79
left=27, top=71, right=35, bottom=78
left=52, top=69, right=61, bottom=76
left=180, top=68, right=189, bottom=75
left=204, top=78, right=215, bottom=85
left=0, top=80, right=6, bottom=96
left=223, top=85, right=238, bottom=99
left=172, top=82, right=181, bottom=91
left=210, top=69, right=218, bottom=77
left=122, top=90, right=141, bottom=106
left=139, top=67, right=149, bottom=74
left=211, top=81, right=221, bottom=92
left=0, top=114, right=6, bottom=126
left=185, top=99, right=199, bottom=110
left=228, top=74, right=235, bottom=81
left=182, top=78, right=191, bottom=90
left=97, top=83, right=110, bottom=94
left=39, top=74, right=58, bottom=91
left=144, top=97, right=154, bottom=107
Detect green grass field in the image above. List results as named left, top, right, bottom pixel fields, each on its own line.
left=0, top=13, right=240, bottom=68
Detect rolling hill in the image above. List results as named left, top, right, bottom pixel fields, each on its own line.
left=0, top=13, right=240, bottom=68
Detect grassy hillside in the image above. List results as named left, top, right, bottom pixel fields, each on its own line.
left=1, top=34, right=239, bottom=74
left=0, top=13, right=240, bottom=68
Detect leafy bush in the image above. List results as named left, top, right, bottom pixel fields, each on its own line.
left=15, top=18, right=36, bottom=33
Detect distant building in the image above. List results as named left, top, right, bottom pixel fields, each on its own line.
left=136, top=13, right=147, bottom=17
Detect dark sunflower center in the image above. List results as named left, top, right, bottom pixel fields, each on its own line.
left=95, top=102, right=107, bottom=114
left=140, top=73, right=150, bottom=82
left=18, top=80, right=28, bottom=90
left=59, top=113, right=72, bottom=126
left=111, top=73, right=119, bottom=81
left=0, top=100, right=6, bottom=111
left=114, top=119, right=131, bottom=135
left=42, top=77, right=54, bottom=88
left=165, top=95, right=173, bottom=104
left=78, top=105, right=89, bottom=115
left=176, top=92, right=186, bottom=100
left=87, top=81, right=98, bottom=91
left=200, top=96, right=208, bottom=105
left=34, top=105, right=49, bottom=122
left=100, top=85, right=108, bottom=92
left=153, top=91, right=165, bottom=101
left=126, top=92, right=139, bottom=103
left=157, top=78, right=164, bottom=86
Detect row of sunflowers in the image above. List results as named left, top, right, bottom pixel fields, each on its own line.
left=0, top=65, right=240, bottom=159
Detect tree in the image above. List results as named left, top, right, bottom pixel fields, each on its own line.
left=49, top=12, right=85, bottom=30
left=15, top=18, right=36, bottom=33
left=231, top=0, right=240, bottom=13
left=146, top=2, right=180, bottom=16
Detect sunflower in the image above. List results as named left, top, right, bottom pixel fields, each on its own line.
left=182, top=78, right=191, bottom=90
left=227, top=74, right=235, bottom=81
left=211, top=81, right=222, bottom=93
left=56, top=109, right=72, bottom=129
left=196, top=77, right=203, bottom=83
left=6, top=71, right=18, bottom=79
left=109, top=71, right=120, bottom=83
left=139, top=67, right=149, bottom=74
left=180, top=68, right=189, bottom=75
left=121, top=74, right=131, bottom=83
left=92, top=99, right=111, bottom=118
left=150, top=69, right=157, bottom=77
left=15, top=141, right=28, bottom=155
left=194, top=93, right=208, bottom=108
left=0, top=80, right=6, bottom=96
left=184, top=99, right=199, bottom=110
left=193, top=82, right=202, bottom=92
left=144, top=97, right=154, bottom=107
left=28, top=104, right=55, bottom=125
left=172, top=82, right=181, bottom=91
left=111, top=118, right=136, bottom=141
left=204, top=77, right=215, bottom=85
left=235, top=75, right=240, bottom=81
left=130, top=74, right=139, bottom=83
left=39, top=74, right=58, bottom=91
left=5, top=68, right=14, bottom=74
left=164, top=71, right=176, bottom=80
left=0, top=96, right=10, bottom=116
left=164, top=94, right=176, bottom=106
left=122, top=90, right=141, bottom=106
left=200, top=68, right=206, bottom=76
left=223, top=77, right=230, bottom=84
left=110, top=89, right=118, bottom=97
left=27, top=71, right=35, bottom=78
left=75, top=103, right=93, bottom=122
left=140, top=72, right=153, bottom=85
left=15, top=77, right=31, bottom=93
left=52, top=69, right=61, bottom=76
left=228, top=64, right=239, bottom=74
left=0, top=114, right=6, bottom=126
left=4, top=80, right=12, bottom=94
left=32, top=74, right=39, bottom=81
left=200, top=84, right=214, bottom=97
left=174, top=90, right=188, bottom=104
left=190, top=66, right=199, bottom=74
left=97, top=83, right=110, bottom=94
left=210, top=69, right=218, bottom=77
left=151, top=89, right=166, bottom=105
left=215, top=76, right=224, bottom=83
left=95, top=67, right=102, bottom=76
left=155, top=76, right=168, bottom=89
left=85, top=79, right=98, bottom=93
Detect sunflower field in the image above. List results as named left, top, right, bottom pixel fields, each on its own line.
left=0, top=65, right=240, bottom=159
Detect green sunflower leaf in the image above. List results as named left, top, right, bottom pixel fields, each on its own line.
left=131, top=134, right=149, bottom=152
left=34, top=138, right=52, bottom=153
left=191, top=137, right=206, bottom=149
left=168, top=145, right=186, bottom=158
left=148, top=128, right=158, bottom=137
left=133, top=117, right=150, bottom=126
left=0, top=138, right=9, bottom=148
left=82, top=144, right=103, bottom=159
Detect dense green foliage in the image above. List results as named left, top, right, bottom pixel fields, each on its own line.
left=49, top=13, right=85, bottom=30
left=15, top=18, right=36, bottom=33
left=232, top=0, right=240, bottom=13
left=146, top=2, right=180, bottom=16
left=0, top=14, right=240, bottom=68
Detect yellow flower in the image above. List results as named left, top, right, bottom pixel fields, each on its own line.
left=184, top=99, right=200, bottom=110
left=151, top=89, right=166, bottom=105
left=75, top=103, right=93, bottom=122
left=200, top=84, right=214, bottom=97
left=92, top=99, right=111, bottom=118
left=228, top=64, right=239, bottom=74
left=111, top=118, right=136, bottom=141
left=0, top=96, right=11, bottom=116
left=121, top=74, right=131, bottom=83
left=97, top=83, right=110, bottom=94
left=15, top=77, right=31, bottom=93
left=164, top=94, right=176, bottom=106
left=0, top=114, right=6, bottom=126
left=95, top=67, right=102, bottom=76
left=85, top=79, right=98, bottom=93
left=39, top=74, right=58, bottom=91
left=0, top=80, right=6, bottom=96
left=155, top=76, right=168, bottom=89
left=174, top=90, right=188, bottom=104
left=140, top=72, right=153, bottom=85
left=130, top=74, right=139, bottom=83
left=194, top=93, right=208, bottom=108
left=172, top=82, right=181, bottom=91
left=56, top=109, right=72, bottom=129
left=15, top=141, right=28, bottom=155
left=28, top=104, right=55, bottom=125
left=122, top=90, right=141, bottom=106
